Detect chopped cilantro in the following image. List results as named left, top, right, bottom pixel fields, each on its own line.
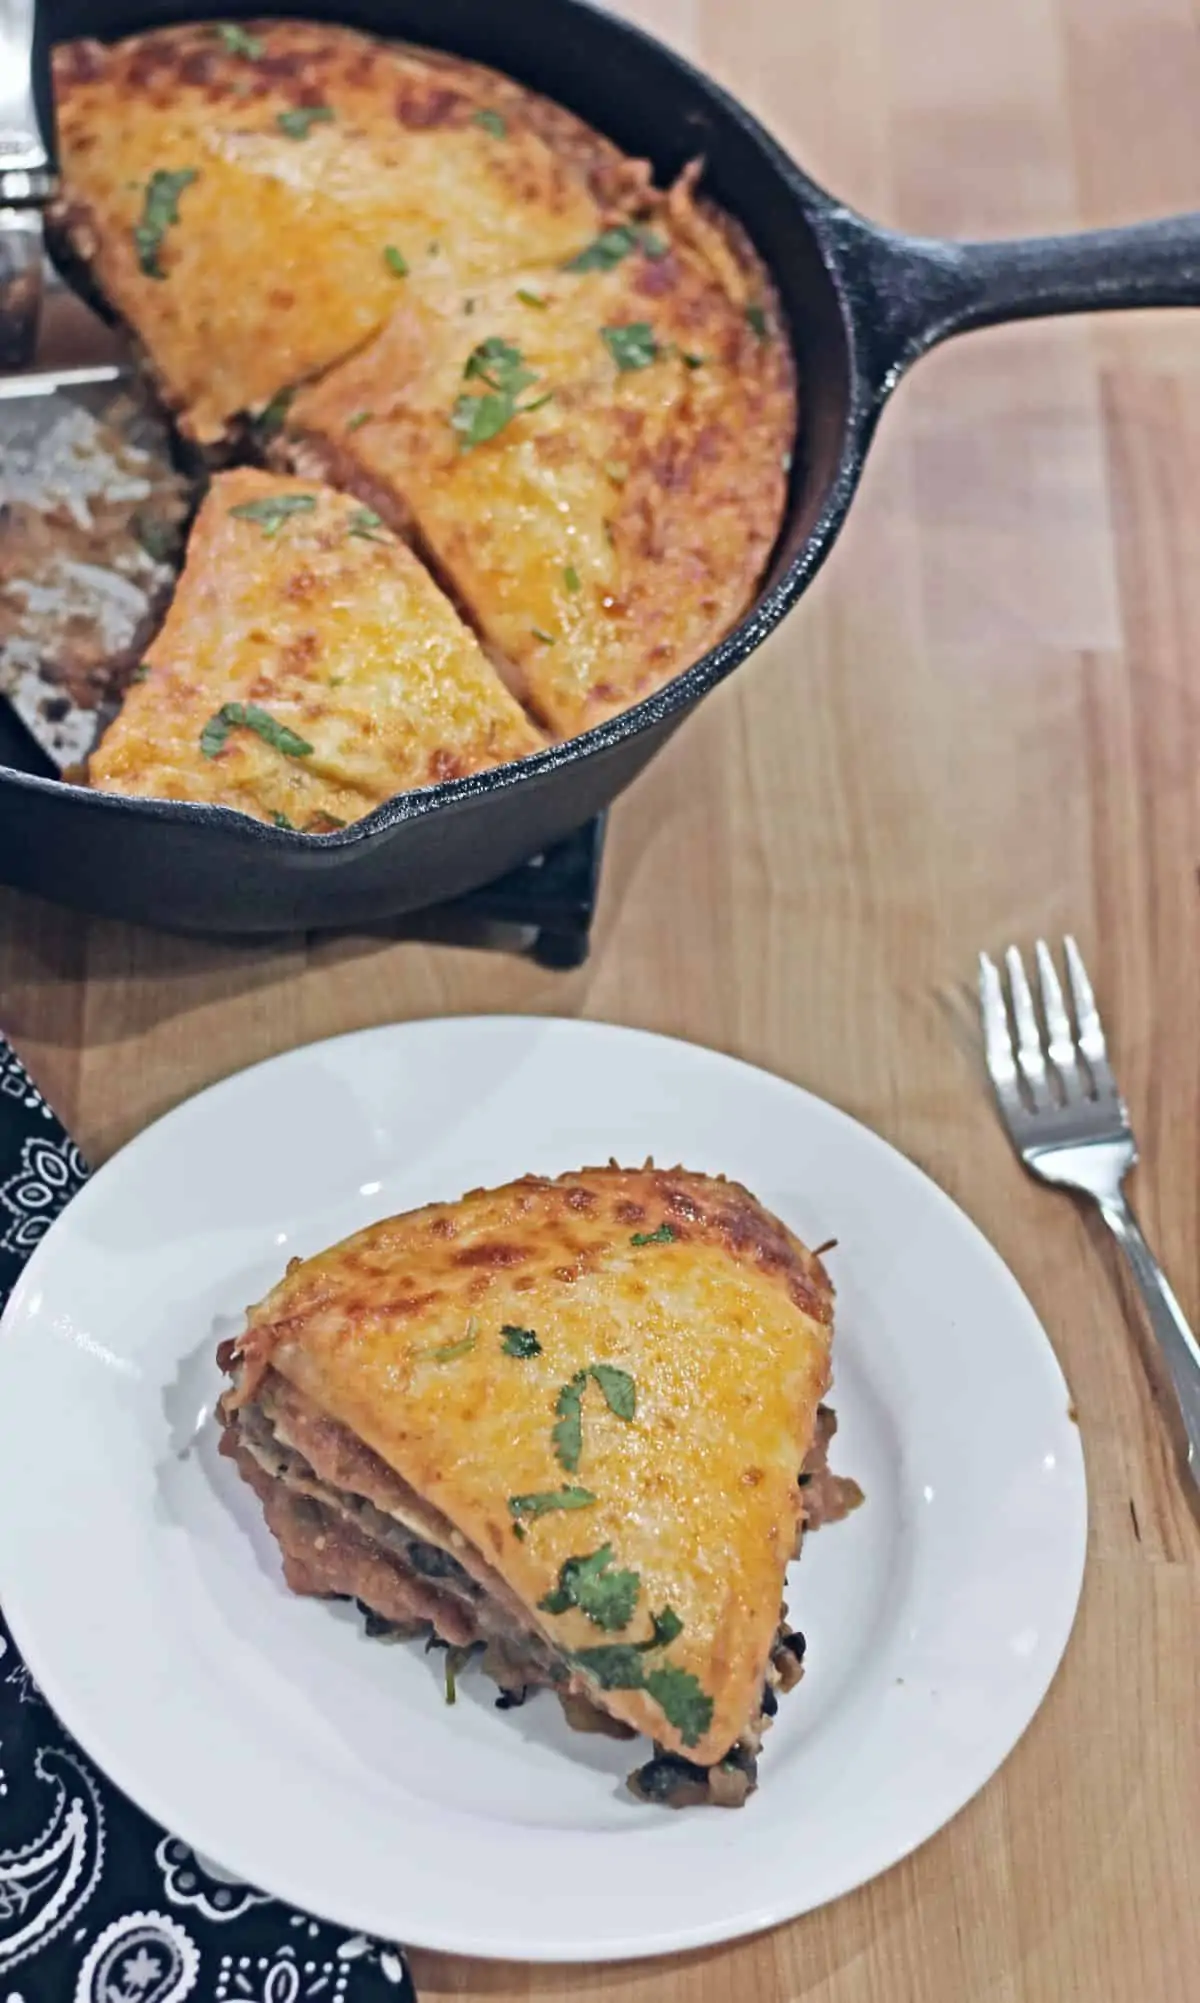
left=255, top=385, right=294, bottom=437
left=572, top=1627, right=711, bottom=1744
left=630, top=1222, right=675, bottom=1246
left=464, top=336, right=536, bottom=396
left=229, top=492, right=317, bottom=536
left=517, top=287, right=547, bottom=309
left=563, top=564, right=581, bottom=593
left=215, top=23, right=262, bottom=59
left=347, top=506, right=388, bottom=543
left=649, top=1605, right=683, bottom=1647
left=451, top=336, right=545, bottom=450
left=521, top=391, right=554, bottom=413
left=571, top=1643, right=649, bottom=1688
left=451, top=392, right=514, bottom=449
left=346, top=409, right=373, bottom=431
left=500, top=1325, right=541, bottom=1358
left=681, top=351, right=705, bottom=369
left=271, top=810, right=295, bottom=830
left=745, top=302, right=770, bottom=339
left=425, top=1327, right=478, bottom=1364
left=531, top=626, right=557, bottom=645
left=552, top=1362, right=636, bottom=1472
left=564, top=223, right=668, bottom=273
left=551, top=1370, right=587, bottom=1473
left=602, top=322, right=660, bottom=372
left=644, top=1664, right=714, bottom=1746
left=539, top=1544, right=641, bottom=1630
left=133, top=168, right=197, bottom=279
left=472, top=108, right=507, bottom=138
left=130, top=663, right=150, bottom=684
left=508, top=1486, right=597, bottom=1519
left=383, top=244, right=408, bottom=277
left=589, top=1363, right=636, bottom=1422
left=200, top=703, right=314, bottom=760
left=512, top=1521, right=526, bottom=1541
left=443, top=1641, right=480, bottom=1703
left=276, top=105, right=334, bottom=140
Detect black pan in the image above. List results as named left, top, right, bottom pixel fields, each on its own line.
left=6, top=0, right=1200, bottom=934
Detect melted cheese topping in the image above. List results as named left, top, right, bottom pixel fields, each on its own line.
left=88, top=469, right=543, bottom=828
left=286, top=233, right=796, bottom=735
left=231, top=1166, right=834, bottom=1763
left=52, top=22, right=615, bottom=441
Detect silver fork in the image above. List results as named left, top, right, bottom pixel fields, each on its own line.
left=979, top=935, right=1200, bottom=1487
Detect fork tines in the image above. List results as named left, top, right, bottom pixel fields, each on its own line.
left=978, top=935, right=1121, bottom=1120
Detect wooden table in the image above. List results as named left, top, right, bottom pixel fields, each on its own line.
left=3, top=0, right=1199, bottom=1995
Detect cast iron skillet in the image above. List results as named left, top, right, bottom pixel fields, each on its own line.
left=6, top=0, right=1200, bottom=933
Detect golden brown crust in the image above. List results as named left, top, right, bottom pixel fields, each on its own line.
left=223, top=1165, right=833, bottom=1764
left=51, top=20, right=628, bottom=442
left=285, top=191, right=795, bottom=737
left=87, top=468, right=543, bottom=828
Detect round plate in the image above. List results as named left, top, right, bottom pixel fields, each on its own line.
left=0, top=1019, right=1086, bottom=1962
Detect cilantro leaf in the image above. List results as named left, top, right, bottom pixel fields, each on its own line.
left=451, top=340, right=546, bottom=449
left=255, top=385, right=294, bottom=437
left=602, top=322, right=660, bottom=373
left=346, top=409, right=373, bottom=431
left=571, top=1644, right=648, bottom=1688
left=450, top=391, right=514, bottom=449
left=347, top=506, right=388, bottom=543
left=277, top=105, right=334, bottom=139
left=425, top=1328, right=478, bottom=1364
left=228, top=492, right=317, bottom=537
left=383, top=244, right=408, bottom=277
left=645, top=1663, right=714, bottom=1746
left=564, top=222, right=667, bottom=274
left=531, top=626, right=557, bottom=645
left=630, top=1222, right=675, bottom=1246
left=199, top=703, right=314, bottom=761
left=563, top=564, right=581, bottom=592
left=551, top=1370, right=587, bottom=1473
left=215, top=23, right=262, bottom=58
left=648, top=1605, right=683, bottom=1647
left=588, top=1363, right=636, bottom=1422
left=500, top=1325, right=541, bottom=1358
left=745, top=302, right=770, bottom=339
left=517, top=287, right=547, bottom=309
left=464, top=336, right=536, bottom=397
left=472, top=108, right=507, bottom=138
left=508, top=1486, right=597, bottom=1519
left=271, top=810, right=295, bottom=830
left=133, top=168, right=198, bottom=279
left=564, top=224, right=639, bottom=272
left=130, top=663, right=150, bottom=684
left=538, top=1544, right=641, bottom=1630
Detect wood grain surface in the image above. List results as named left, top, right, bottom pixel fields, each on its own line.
left=3, top=0, right=1200, bottom=1997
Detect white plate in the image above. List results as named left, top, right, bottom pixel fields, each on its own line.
left=0, top=1018, right=1086, bottom=1962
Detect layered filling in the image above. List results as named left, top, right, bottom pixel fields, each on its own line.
left=218, top=1366, right=861, bottom=1806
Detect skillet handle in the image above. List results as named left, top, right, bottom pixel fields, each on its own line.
left=836, top=209, right=1200, bottom=391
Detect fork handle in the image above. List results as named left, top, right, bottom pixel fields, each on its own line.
left=1097, top=1195, right=1200, bottom=1482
